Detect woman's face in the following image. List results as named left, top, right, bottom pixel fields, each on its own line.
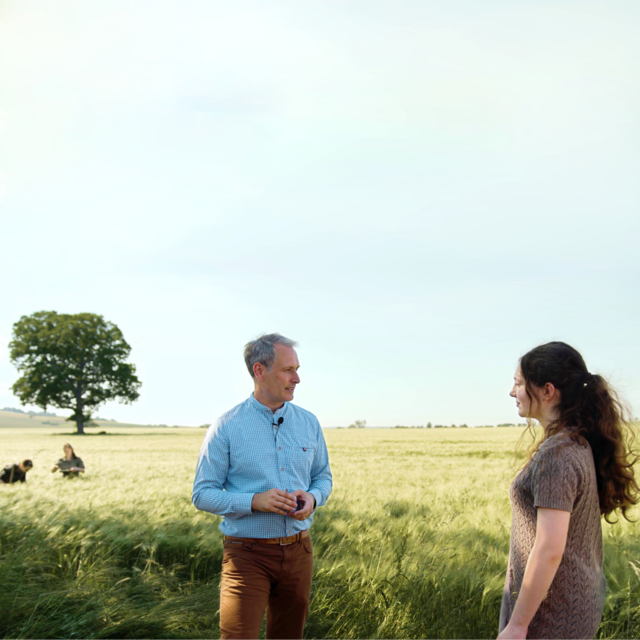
left=510, top=364, right=536, bottom=419
left=64, top=445, right=72, bottom=459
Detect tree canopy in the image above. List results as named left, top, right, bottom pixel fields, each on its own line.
left=9, top=311, right=141, bottom=434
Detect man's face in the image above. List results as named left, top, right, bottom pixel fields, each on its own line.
left=256, top=344, right=300, bottom=405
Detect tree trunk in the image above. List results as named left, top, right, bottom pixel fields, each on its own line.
left=75, top=360, right=86, bottom=435
left=75, top=394, right=85, bottom=435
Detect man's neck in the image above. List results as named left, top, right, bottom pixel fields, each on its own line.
left=253, top=388, right=285, bottom=413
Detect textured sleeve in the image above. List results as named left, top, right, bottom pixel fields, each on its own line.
left=192, top=421, right=254, bottom=518
left=308, top=419, right=333, bottom=509
left=76, top=458, right=85, bottom=469
left=530, top=442, right=580, bottom=513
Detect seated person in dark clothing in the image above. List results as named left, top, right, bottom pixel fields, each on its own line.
left=52, top=443, right=85, bottom=477
left=1, top=459, right=33, bottom=484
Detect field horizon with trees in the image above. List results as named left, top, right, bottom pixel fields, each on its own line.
left=1, top=421, right=639, bottom=639
left=3, top=2, right=639, bottom=636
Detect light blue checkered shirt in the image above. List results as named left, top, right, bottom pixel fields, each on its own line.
left=192, top=394, right=333, bottom=538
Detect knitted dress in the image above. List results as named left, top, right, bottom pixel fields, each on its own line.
left=499, top=433, right=606, bottom=639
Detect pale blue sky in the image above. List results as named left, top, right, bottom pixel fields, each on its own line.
left=1, top=0, right=639, bottom=427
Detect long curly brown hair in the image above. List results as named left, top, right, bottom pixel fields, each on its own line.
left=519, top=341, right=639, bottom=523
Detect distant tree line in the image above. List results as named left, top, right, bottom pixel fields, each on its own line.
left=395, top=423, right=470, bottom=429
left=2, top=407, right=120, bottom=422
left=393, top=423, right=527, bottom=429
left=2, top=407, right=58, bottom=417
left=336, top=421, right=529, bottom=429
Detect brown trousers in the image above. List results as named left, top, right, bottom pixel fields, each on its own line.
left=219, top=535, right=314, bottom=639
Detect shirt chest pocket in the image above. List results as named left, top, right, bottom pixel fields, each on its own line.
left=283, top=445, right=315, bottom=475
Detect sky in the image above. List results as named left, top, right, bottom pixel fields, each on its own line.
left=1, top=0, right=639, bottom=427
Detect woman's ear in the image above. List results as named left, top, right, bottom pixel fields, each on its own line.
left=542, top=382, right=558, bottom=402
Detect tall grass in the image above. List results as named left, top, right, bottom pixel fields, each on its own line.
left=1, top=427, right=638, bottom=638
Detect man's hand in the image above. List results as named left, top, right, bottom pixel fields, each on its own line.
left=251, top=489, right=298, bottom=515
left=288, top=490, right=315, bottom=520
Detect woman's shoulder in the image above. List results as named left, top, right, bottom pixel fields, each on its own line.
left=535, top=432, right=591, bottom=465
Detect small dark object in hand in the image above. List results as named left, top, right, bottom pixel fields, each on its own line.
left=294, top=497, right=305, bottom=512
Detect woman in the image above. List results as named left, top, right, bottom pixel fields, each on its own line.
left=499, top=342, right=638, bottom=640
left=52, top=443, right=85, bottom=477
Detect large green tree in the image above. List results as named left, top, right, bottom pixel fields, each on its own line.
left=9, top=311, right=141, bottom=434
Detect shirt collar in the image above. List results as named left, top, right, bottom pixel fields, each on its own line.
left=248, top=393, right=289, bottom=419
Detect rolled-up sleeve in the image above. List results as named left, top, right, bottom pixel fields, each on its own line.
left=192, top=421, right=254, bottom=517
left=308, top=422, right=332, bottom=509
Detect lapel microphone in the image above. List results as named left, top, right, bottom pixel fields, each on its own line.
left=272, top=417, right=284, bottom=428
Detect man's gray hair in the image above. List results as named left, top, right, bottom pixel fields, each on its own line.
left=244, top=333, right=298, bottom=378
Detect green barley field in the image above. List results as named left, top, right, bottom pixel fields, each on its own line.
left=1, top=412, right=639, bottom=639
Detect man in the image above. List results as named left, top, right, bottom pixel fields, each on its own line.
left=193, top=333, right=332, bottom=639
left=1, top=459, right=33, bottom=484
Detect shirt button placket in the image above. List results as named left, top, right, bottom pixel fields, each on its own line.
left=275, top=418, right=284, bottom=480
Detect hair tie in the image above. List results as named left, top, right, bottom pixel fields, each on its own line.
left=583, top=372, right=594, bottom=387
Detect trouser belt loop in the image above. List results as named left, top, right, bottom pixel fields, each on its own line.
left=223, top=530, right=309, bottom=546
